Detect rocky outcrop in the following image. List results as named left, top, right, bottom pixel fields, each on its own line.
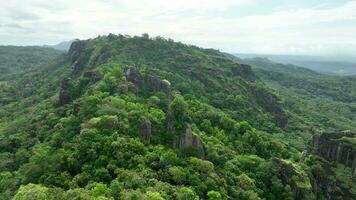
left=125, top=67, right=144, bottom=87
left=59, top=78, right=72, bottom=106
left=173, top=123, right=205, bottom=159
left=83, top=71, right=101, bottom=82
left=68, top=40, right=92, bottom=76
left=272, top=158, right=315, bottom=200
left=307, top=132, right=356, bottom=200
left=145, top=75, right=171, bottom=94
left=232, top=64, right=257, bottom=81
left=250, top=87, right=288, bottom=128
left=139, top=119, right=152, bottom=143
left=310, top=132, right=356, bottom=175
left=125, top=67, right=171, bottom=97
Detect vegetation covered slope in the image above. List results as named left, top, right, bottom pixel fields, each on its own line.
left=0, top=34, right=354, bottom=200
left=237, top=57, right=356, bottom=149
left=0, top=46, right=62, bottom=80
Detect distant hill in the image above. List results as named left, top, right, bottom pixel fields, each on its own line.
left=235, top=53, right=356, bottom=75
left=0, top=46, right=62, bottom=80
left=44, top=40, right=74, bottom=51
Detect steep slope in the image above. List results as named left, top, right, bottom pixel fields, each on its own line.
left=0, top=34, right=354, bottom=200
left=0, top=34, right=298, bottom=200
left=236, top=57, right=356, bottom=149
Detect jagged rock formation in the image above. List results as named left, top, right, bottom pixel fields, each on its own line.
left=272, top=158, right=315, bottom=200
left=307, top=132, right=356, bottom=200
left=68, top=40, right=91, bottom=76
left=139, top=119, right=152, bottom=143
left=310, top=132, right=356, bottom=175
left=173, top=123, right=205, bottom=159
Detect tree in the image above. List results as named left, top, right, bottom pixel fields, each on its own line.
left=146, top=191, right=165, bottom=200
left=168, top=96, right=190, bottom=133
left=13, top=184, right=56, bottom=200
left=207, top=191, right=222, bottom=200
left=175, top=187, right=199, bottom=200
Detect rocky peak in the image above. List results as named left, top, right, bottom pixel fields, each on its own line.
left=68, top=40, right=92, bottom=76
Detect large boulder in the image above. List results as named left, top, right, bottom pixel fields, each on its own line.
left=173, top=123, right=205, bottom=159
left=125, top=67, right=172, bottom=97
left=125, top=67, right=144, bottom=87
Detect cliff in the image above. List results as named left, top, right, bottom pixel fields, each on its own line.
left=310, top=132, right=356, bottom=175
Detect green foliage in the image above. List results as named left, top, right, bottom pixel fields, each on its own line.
left=13, top=184, right=56, bottom=200
left=168, top=96, right=190, bottom=133
left=0, top=34, right=354, bottom=200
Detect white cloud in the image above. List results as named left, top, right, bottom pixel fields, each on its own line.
left=0, top=0, right=355, bottom=56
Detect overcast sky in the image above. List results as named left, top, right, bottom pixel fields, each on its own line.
left=0, top=0, right=356, bottom=56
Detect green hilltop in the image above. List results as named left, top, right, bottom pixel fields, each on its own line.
left=0, top=34, right=355, bottom=200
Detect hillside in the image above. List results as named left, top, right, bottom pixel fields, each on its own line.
left=0, top=46, right=62, bottom=80
left=235, top=54, right=356, bottom=75
left=0, top=34, right=355, bottom=200
left=239, top=57, right=356, bottom=132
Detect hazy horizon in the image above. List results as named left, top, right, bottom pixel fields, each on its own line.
left=1, top=0, right=356, bottom=58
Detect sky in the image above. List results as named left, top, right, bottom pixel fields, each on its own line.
left=0, top=0, right=356, bottom=56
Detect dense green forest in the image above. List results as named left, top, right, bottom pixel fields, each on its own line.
left=0, top=46, right=62, bottom=80
left=237, top=57, right=356, bottom=149
left=0, top=34, right=355, bottom=200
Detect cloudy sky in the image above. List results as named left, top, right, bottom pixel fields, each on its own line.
left=0, top=0, right=356, bottom=56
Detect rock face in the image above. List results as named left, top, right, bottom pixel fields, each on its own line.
left=68, top=40, right=91, bottom=76
left=139, top=119, right=152, bottom=143
left=250, top=87, right=288, bottom=128
left=145, top=75, right=171, bottom=94
left=59, top=79, right=71, bottom=106
left=307, top=132, right=356, bottom=200
left=125, top=67, right=171, bottom=97
left=125, top=67, right=144, bottom=87
left=173, top=123, right=205, bottom=159
left=310, top=132, right=356, bottom=175
left=232, top=64, right=257, bottom=81
left=272, top=158, right=315, bottom=200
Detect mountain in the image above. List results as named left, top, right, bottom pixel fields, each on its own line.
left=0, top=34, right=355, bottom=200
left=45, top=40, right=74, bottom=51
left=0, top=46, right=62, bottom=80
left=235, top=53, right=356, bottom=75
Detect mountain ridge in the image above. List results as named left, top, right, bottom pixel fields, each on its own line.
left=0, top=34, right=355, bottom=200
